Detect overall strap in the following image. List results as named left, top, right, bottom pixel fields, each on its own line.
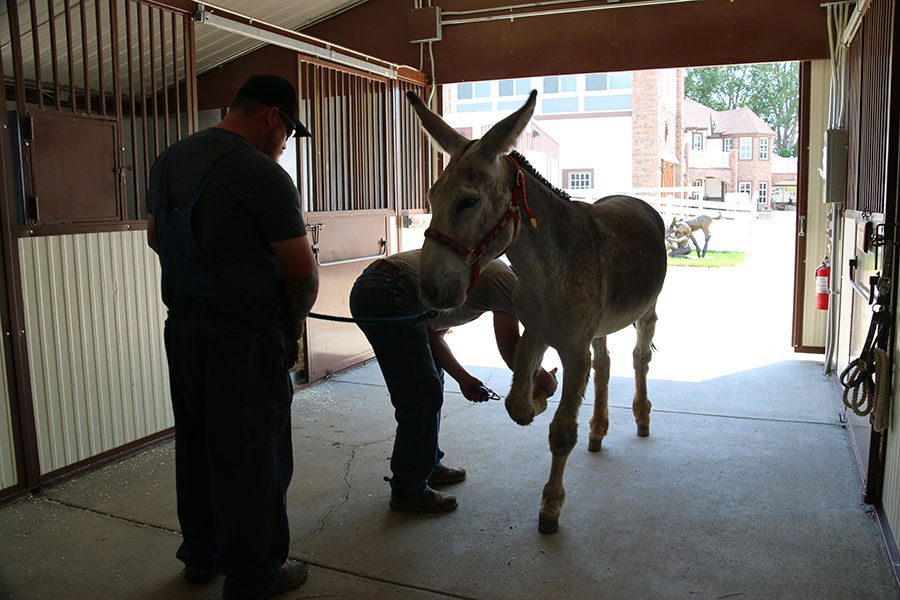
left=181, top=144, right=253, bottom=216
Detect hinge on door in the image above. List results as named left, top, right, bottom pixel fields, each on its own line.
left=798, top=215, right=806, bottom=237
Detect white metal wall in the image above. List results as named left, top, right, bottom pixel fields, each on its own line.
left=801, top=60, right=830, bottom=349
left=0, top=309, right=16, bottom=488
left=19, top=231, right=171, bottom=475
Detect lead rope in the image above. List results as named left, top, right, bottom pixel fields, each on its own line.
left=841, top=347, right=890, bottom=432
left=839, top=284, right=892, bottom=433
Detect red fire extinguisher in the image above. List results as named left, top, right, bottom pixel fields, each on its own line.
left=815, top=261, right=830, bottom=310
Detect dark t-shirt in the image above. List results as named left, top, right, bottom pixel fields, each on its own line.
left=149, top=127, right=306, bottom=315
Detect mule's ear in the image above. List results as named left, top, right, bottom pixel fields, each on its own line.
left=479, top=89, right=537, bottom=158
left=406, top=91, right=470, bottom=156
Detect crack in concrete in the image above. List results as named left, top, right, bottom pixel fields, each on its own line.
left=299, top=435, right=394, bottom=544
left=38, top=496, right=181, bottom=536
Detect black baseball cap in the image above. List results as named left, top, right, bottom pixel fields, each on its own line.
left=235, top=74, right=311, bottom=138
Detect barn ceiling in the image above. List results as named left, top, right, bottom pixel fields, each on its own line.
left=191, top=0, right=371, bottom=74
left=0, top=0, right=373, bottom=92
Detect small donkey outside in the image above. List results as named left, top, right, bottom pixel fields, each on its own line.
left=407, top=90, right=668, bottom=534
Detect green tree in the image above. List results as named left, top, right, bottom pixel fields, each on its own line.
left=685, top=62, right=799, bottom=157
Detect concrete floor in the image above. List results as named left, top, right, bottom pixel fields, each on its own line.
left=2, top=213, right=899, bottom=599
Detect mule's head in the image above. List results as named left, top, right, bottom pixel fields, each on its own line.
left=406, top=89, right=537, bottom=308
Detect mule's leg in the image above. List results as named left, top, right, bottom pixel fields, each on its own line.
left=632, top=304, right=658, bottom=437
left=701, top=228, right=711, bottom=257
left=539, top=346, right=590, bottom=534
left=588, top=336, right=609, bottom=452
left=505, top=329, right=548, bottom=426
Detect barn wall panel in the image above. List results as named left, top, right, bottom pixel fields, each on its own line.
left=19, top=231, right=170, bottom=474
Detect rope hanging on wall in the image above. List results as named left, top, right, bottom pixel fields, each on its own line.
left=839, top=296, right=892, bottom=433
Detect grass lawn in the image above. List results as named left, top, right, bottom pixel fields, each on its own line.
left=667, top=251, right=747, bottom=268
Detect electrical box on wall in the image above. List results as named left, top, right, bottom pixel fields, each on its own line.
left=824, top=128, right=848, bottom=204
left=409, top=6, right=442, bottom=43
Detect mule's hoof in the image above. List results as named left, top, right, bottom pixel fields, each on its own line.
left=587, top=437, right=603, bottom=452
left=538, top=516, right=559, bottom=534
left=636, top=424, right=650, bottom=437
left=506, top=400, right=535, bottom=426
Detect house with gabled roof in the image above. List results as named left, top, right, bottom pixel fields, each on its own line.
left=683, top=98, right=778, bottom=206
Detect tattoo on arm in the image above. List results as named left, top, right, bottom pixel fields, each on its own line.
left=285, top=273, right=319, bottom=339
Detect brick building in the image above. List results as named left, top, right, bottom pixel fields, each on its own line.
left=682, top=98, right=777, bottom=206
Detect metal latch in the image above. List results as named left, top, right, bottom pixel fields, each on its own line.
left=869, top=223, right=896, bottom=250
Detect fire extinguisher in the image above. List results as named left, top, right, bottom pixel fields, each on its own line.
left=815, top=261, right=830, bottom=310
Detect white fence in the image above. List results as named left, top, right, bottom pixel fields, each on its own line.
left=565, top=188, right=760, bottom=253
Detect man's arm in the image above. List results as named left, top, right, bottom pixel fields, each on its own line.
left=428, top=328, right=490, bottom=402
left=493, top=311, right=558, bottom=398
left=270, top=236, right=319, bottom=340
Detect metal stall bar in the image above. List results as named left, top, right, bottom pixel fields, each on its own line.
left=137, top=3, right=150, bottom=216
left=79, top=0, right=90, bottom=113
left=160, top=13, right=169, bottom=147
left=171, top=13, right=180, bottom=140
left=125, top=0, right=140, bottom=215
left=47, top=0, right=61, bottom=111
left=62, top=0, right=76, bottom=111
left=148, top=7, right=159, bottom=159
left=96, top=0, right=107, bottom=116
left=28, top=0, right=43, bottom=110
left=110, top=0, right=124, bottom=217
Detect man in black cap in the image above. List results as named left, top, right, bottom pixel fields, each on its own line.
left=147, top=74, right=318, bottom=599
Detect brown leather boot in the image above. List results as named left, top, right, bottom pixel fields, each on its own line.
left=427, top=464, right=467, bottom=486
left=389, top=486, right=458, bottom=513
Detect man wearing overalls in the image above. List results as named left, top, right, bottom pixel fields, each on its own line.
left=147, top=75, right=318, bottom=599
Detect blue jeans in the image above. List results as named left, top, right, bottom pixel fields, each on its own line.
left=349, top=263, right=445, bottom=494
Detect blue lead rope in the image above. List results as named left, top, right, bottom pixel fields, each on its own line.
left=308, top=309, right=440, bottom=326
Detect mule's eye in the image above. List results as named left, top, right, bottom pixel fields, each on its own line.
left=457, top=196, right=479, bottom=212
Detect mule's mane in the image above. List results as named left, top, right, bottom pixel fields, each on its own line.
left=509, top=150, right=571, bottom=200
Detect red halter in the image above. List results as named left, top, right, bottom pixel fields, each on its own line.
left=424, top=154, right=538, bottom=292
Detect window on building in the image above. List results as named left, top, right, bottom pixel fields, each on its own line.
left=567, top=170, right=593, bottom=189
left=738, top=181, right=752, bottom=197
left=543, top=75, right=576, bottom=94
left=758, top=181, right=769, bottom=204
left=759, top=137, right=770, bottom=160
left=585, top=73, right=608, bottom=91
left=609, top=72, right=633, bottom=89
left=691, top=180, right=704, bottom=200
left=474, top=81, right=491, bottom=98
left=724, top=138, right=733, bottom=152
left=692, top=132, right=703, bottom=151
left=515, top=78, right=532, bottom=95
left=499, top=80, right=515, bottom=96
left=457, top=83, right=473, bottom=100
left=739, top=137, right=752, bottom=160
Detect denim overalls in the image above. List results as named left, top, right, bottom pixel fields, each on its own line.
left=153, top=144, right=294, bottom=598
